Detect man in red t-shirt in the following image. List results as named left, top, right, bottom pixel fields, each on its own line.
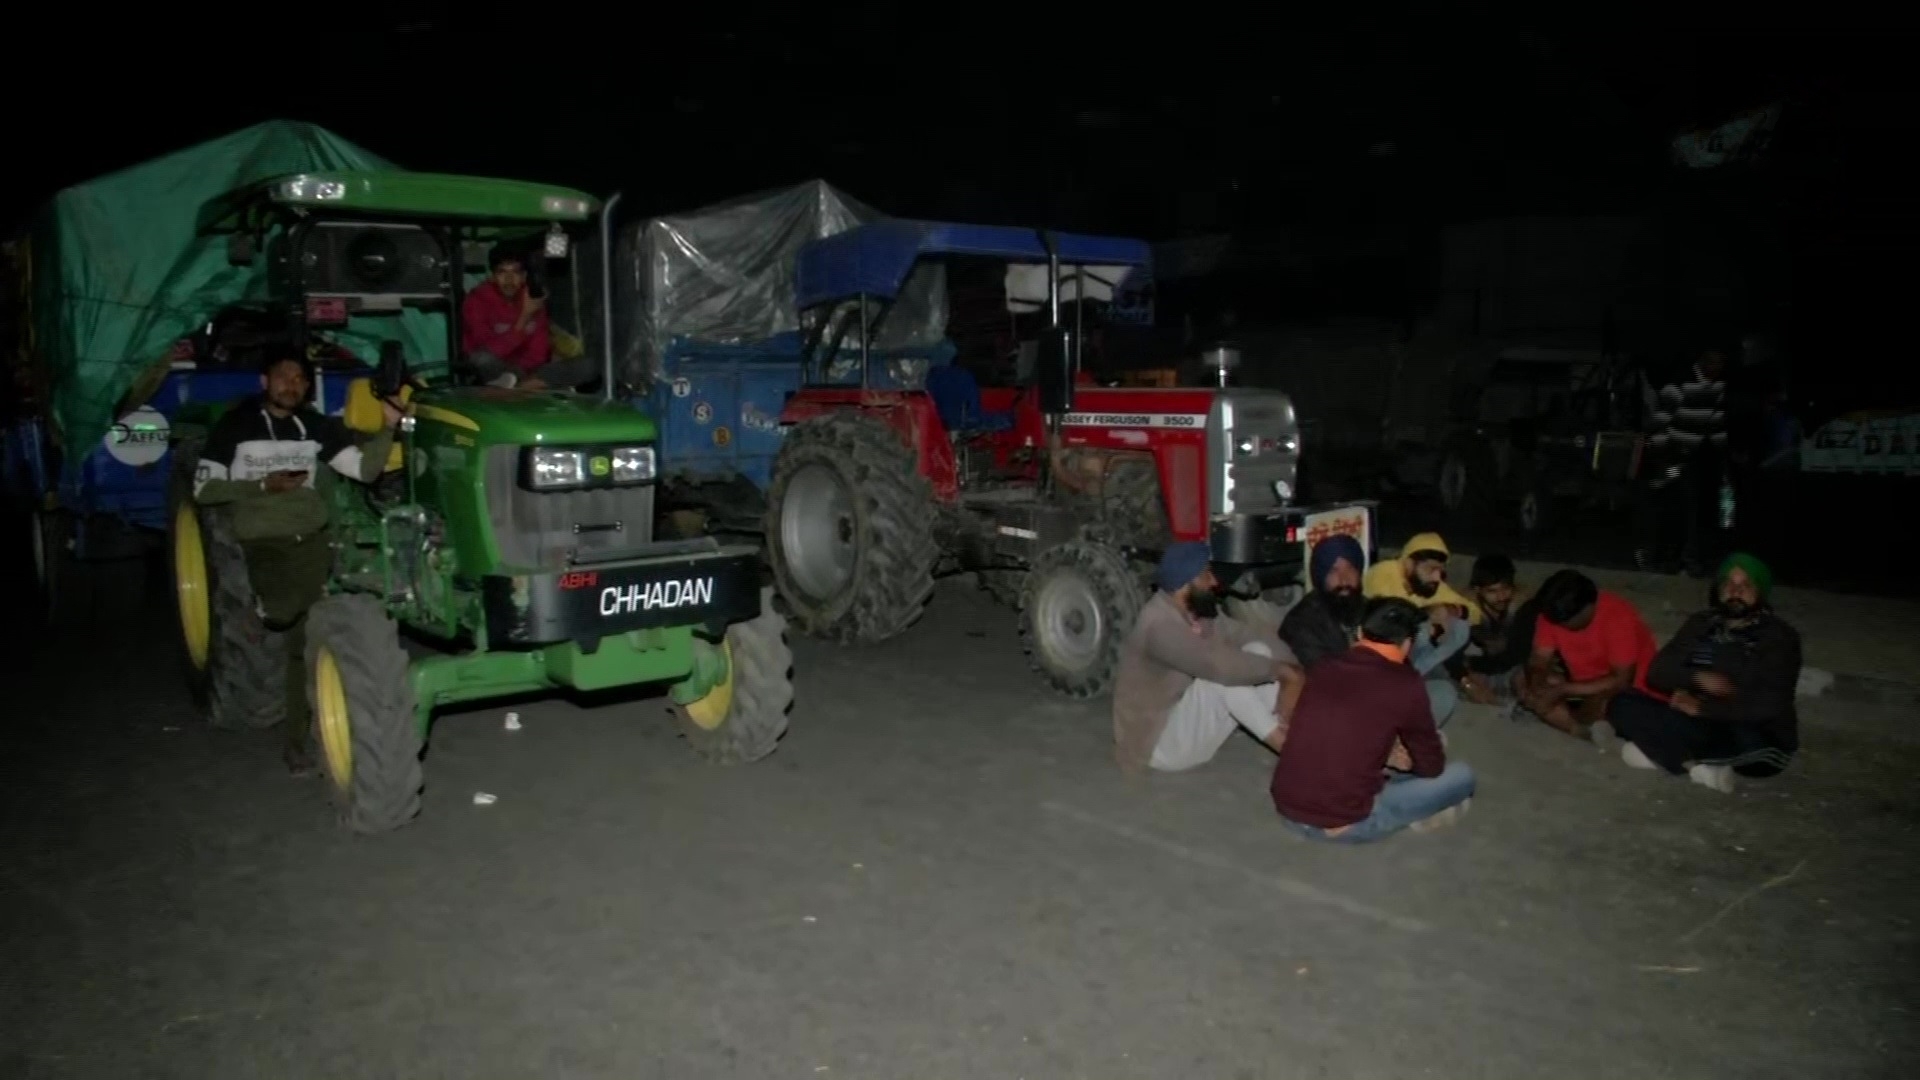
left=1522, top=569, right=1662, bottom=743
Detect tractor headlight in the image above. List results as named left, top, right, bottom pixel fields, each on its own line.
left=520, top=445, right=656, bottom=491
left=527, top=448, right=587, bottom=489
left=610, top=445, right=656, bottom=483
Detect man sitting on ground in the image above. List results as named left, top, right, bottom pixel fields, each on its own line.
left=1270, top=597, right=1477, bottom=843
left=1455, top=553, right=1540, bottom=708
left=1279, top=533, right=1368, bottom=670
left=1113, top=541, right=1306, bottom=774
left=1607, top=553, right=1801, bottom=793
left=461, top=245, right=599, bottom=392
left=1522, top=569, right=1662, bottom=742
left=1362, top=531, right=1479, bottom=726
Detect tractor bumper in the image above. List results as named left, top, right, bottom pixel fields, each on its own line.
left=1209, top=499, right=1380, bottom=581
left=479, top=538, right=763, bottom=652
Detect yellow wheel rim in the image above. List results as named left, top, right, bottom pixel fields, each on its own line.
left=682, top=640, right=735, bottom=731
left=173, top=504, right=210, bottom=671
left=313, top=646, right=353, bottom=791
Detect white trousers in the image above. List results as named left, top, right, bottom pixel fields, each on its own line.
left=1150, top=641, right=1281, bottom=772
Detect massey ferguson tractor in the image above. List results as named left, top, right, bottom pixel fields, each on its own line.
left=764, top=220, right=1377, bottom=697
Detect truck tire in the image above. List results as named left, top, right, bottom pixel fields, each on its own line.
left=304, top=594, right=423, bottom=835
left=1020, top=540, right=1145, bottom=699
left=31, top=507, right=82, bottom=629
left=766, top=411, right=937, bottom=644
left=673, top=586, right=795, bottom=765
left=166, top=450, right=287, bottom=732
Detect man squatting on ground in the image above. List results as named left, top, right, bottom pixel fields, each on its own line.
left=194, top=351, right=406, bottom=775
left=1520, top=568, right=1663, bottom=743
left=1606, top=553, right=1801, bottom=794
left=1452, top=553, right=1540, bottom=709
left=1112, top=541, right=1306, bottom=774
left=1270, top=597, right=1477, bottom=842
left=1361, top=531, right=1478, bottom=728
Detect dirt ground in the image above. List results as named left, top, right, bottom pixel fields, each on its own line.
left=4, top=569, right=1918, bottom=1079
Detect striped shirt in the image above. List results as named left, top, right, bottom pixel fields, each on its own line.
left=1649, top=367, right=1727, bottom=454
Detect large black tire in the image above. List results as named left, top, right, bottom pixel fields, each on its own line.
left=304, top=594, right=423, bottom=835
left=672, top=586, right=796, bottom=765
left=30, top=507, right=82, bottom=629
left=167, top=444, right=285, bottom=731
left=765, top=411, right=937, bottom=644
left=1101, top=457, right=1171, bottom=552
left=1019, top=540, right=1146, bottom=699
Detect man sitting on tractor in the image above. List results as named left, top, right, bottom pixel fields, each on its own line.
left=193, top=350, right=407, bottom=774
left=460, top=245, right=598, bottom=392
left=1362, top=531, right=1480, bottom=727
left=1113, top=541, right=1306, bottom=775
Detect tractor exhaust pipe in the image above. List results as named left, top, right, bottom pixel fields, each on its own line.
left=599, top=190, right=624, bottom=402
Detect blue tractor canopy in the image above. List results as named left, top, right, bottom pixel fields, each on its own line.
left=794, top=219, right=1154, bottom=319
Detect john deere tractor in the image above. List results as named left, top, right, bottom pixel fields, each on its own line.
left=169, top=171, right=793, bottom=833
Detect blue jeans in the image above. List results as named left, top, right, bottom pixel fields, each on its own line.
left=1412, top=617, right=1470, bottom=729
left=1283, top=761, right=1478, bottom=844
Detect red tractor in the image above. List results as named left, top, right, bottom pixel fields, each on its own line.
left=765, top=220, right=1377, bottom=696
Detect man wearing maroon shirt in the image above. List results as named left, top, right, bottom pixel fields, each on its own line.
left=461, top=246, right=599, bottom=391
left=1271, top=597, right=1477, bottom=843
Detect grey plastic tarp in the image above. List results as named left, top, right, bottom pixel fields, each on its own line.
left=610, top=179, right=948, bottom=383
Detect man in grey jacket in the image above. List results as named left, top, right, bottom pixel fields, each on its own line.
left=1113, top=541, right=1304, bottom=774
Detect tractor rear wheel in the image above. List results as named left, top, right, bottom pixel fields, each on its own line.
left=1020, top=540, right=1145, bottom=699
left=30, top=507, right=81, bottom=628
left=304, top=594, right=423, bottom=835
left=672, top=586, right=795, bottom=764
left=167, top=450, right=287, bottom=731
left=766, top=411, right=938, bottom=644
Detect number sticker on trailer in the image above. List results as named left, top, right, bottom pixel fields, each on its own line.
left=1061, top=412, right=1205, bottom=429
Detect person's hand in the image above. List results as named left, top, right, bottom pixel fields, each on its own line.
left=1386, top=741, right=1413, bottom=772
left=379, top=398, right=412, bottom=429
left=1693, top=671, right=1734, bottom=698
left=262, top=470, right=307, bottom=494
left=1428, top=605, right=1456, bottom=629
left=520, top=291, right=546, bottom=317
left=517, top=375, right=548, bottom=393
left=1670, top=689, right=1702, bottom=717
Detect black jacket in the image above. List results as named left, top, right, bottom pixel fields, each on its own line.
left=1279, top=591, right=1358, bottom=672
left=1645, top=609, right=1802, bottom=753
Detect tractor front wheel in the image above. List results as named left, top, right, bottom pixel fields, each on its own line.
left=1020, top=541, right=1145, bottom=699
left=766, top=411, right=938, bottom=644
left=672, top=586, right=796, bottom=764
left=304, top=594, right=423, bottom=835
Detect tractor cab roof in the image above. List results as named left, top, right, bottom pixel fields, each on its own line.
left=795, top=219, right=1152, bottom=311
left=197, top=169, right=599, bottom=236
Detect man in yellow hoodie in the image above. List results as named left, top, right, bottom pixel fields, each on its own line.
left=1363, top=531, right=1481, bottom=726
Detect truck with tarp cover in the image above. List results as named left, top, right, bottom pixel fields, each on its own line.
left=2, top=120, right=425, bottom=620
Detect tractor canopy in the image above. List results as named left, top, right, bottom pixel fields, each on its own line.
left=794, top=220, right=1154, bottom=316
left=199, top=170, right=598, bottom=234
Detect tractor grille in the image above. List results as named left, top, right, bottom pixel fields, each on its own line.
left=1210, top=390, right=1301, bottom=516
left=484, top=446, right=656, bottom=568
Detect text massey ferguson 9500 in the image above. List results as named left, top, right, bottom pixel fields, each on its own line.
left=1061, top=412, right=1203, bottom=429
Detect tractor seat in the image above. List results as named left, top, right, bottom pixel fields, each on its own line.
left=925, top=364, right=1014, bottom=435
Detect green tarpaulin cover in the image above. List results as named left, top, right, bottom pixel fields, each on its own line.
left=23, top=119, right=423, bottom=459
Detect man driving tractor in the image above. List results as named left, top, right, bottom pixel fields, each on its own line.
left=460, top=244, right=599, bottom=392
left=193, top=350, right=407, bottom=774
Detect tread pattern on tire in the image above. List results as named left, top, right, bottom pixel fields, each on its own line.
left=169, top=440, right=286, bottom=732
left=765, top=411, right=937, bottom=645
left=304, top=593, right=423, bottom=835
left=1019, top=540, right=1146, bottom=699
left=674, top=586, right=795, bottom=765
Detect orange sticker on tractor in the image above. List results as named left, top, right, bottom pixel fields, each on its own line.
left=713, top=425, right=732, bottom=447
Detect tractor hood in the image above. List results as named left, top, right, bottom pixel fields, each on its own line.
left=415, top=387, right=660, bottom=445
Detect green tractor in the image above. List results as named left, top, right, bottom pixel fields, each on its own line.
left=170, top=171, right=793, bottom=834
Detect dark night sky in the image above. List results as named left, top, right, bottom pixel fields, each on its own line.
left=10, top=29, right=1907, bottom=237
